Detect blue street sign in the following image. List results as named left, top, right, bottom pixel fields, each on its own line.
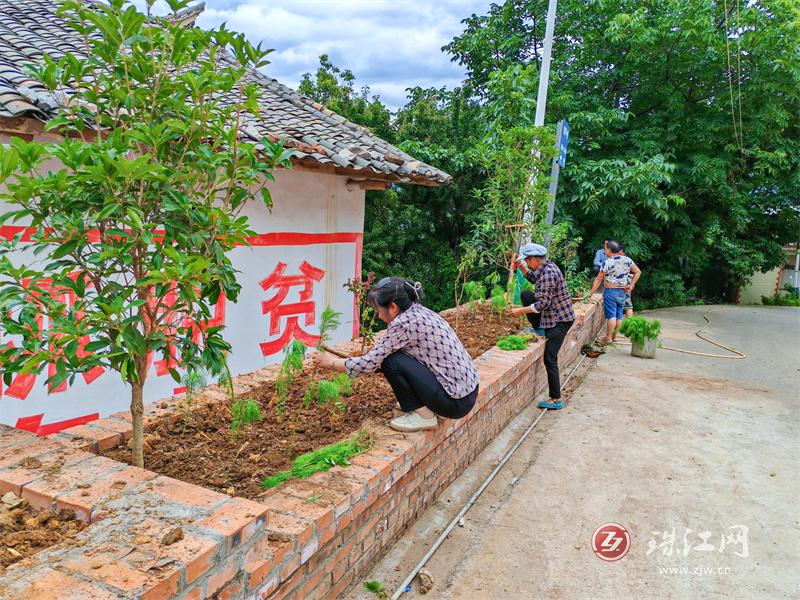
left=558, top=120, right=570, bottom=168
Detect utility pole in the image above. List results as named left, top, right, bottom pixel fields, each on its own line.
left=512, top=0, right=558, bottom=302
left=518, top=0, right=557, bottom=248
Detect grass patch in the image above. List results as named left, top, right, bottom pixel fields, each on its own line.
left=262, top=430, right=373, bottom=489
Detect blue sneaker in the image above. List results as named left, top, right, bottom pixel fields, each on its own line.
left=538, top=400, right=564, bottom=410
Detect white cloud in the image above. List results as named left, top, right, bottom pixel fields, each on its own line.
left=190, top=0, right=493, bottom=109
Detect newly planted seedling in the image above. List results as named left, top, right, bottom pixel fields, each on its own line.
left=273, top=340, right=306, bottom=420
left=462, top=280, right=486, bottom=312
left=262, top=430, right=373, bottom=488
left=230, top=398, right=262, bottom=433
left=345, top=273, right=378, bottom=355
left=303, top=373, right=353, bottom=420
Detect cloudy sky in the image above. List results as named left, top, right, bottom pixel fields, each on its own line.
left=187, top=0, right=493, bottom=110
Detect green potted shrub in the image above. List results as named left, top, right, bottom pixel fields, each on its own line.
left=619, top=316, right=661, bottom=359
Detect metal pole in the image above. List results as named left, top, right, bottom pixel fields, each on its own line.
left=519, top=0, right=558, bottom=249
left=534, top=0, right=558, bottom=127
left=542, top=119, right=563, bottom=248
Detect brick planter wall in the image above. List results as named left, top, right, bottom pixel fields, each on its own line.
left=0, top=299, right=604, bottom=600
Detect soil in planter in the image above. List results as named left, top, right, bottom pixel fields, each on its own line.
left=103, top=303, right=523, bottom=499
left=449, top=303, right=525, bottom=357
left=0, top=497, right=86, bottom=574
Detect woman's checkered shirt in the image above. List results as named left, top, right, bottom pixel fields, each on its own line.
left=344, top=303, right=479, bottom=399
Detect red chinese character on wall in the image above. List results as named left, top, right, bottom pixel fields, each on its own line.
left=259, top=261, right=325, bottom=356
left=149, top=287, right=227, bottom=378
left=2, top=273, right=104, bottom=399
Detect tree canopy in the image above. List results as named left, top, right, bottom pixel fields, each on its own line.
left=298, top=0, right=800, bottom=308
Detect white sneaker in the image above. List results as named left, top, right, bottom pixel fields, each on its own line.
left=389, top=412, right=438, bottom=432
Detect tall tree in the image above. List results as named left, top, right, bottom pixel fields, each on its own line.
left=0, top=0, right=290, bottom=466
left=448, top=0, right=800, bottom=304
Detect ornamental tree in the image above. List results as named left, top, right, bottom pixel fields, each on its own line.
left=0, top=0, right=291, bottom=466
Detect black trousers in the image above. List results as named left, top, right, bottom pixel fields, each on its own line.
left=380, top=351, right=477, bottom=419
left=520, top=290, right=574, bottom=399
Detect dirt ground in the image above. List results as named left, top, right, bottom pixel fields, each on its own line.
left=346, top=305, right=799, bottom=600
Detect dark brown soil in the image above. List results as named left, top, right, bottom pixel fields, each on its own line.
left=449, top=303, right=525, bottom=358
left=0, top=499, right=85, bottom=574
left=104, top=304, right=523, bottom=499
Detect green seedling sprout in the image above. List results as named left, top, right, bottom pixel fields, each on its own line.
left=262, top=430, right=372, bottom=488
left=230, top=398, right=262, bottom=432
left=364, top=580, right=390, bottom=599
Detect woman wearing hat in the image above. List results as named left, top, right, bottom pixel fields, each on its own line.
left=313, top=277, right=479, bottom=432
left=510, top=243, right=576, bottom=409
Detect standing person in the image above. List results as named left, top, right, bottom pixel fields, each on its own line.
left=313, top=277, right=479, bottom=432
left=593, top=242, right=608, bottom=276
left=589, top=240, right=641, bottom=343
left=511, top=243, right=576, bottom=410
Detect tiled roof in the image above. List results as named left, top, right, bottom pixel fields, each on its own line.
left=0, top=0, right=450, bottom=186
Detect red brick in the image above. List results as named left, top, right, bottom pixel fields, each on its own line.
left=60, top=423, right=121, bottom=452
left=154, top=533, right=219, bottom=584
left=0, top=436, right=64, bottom=469
left=350, top=453, right=392, bottom=480
left=90, top=417, right=135, bottom=441
left=181, top=586, right=203, bottom=600
left=255, top=574, right=280, bottom=599
left=3, top=567, right=119, bottom=600
left=205, top=555, right=240, bottom=597
left=217, top=579, right=244, bottom=600
left=138, top=567, right=181, bottom=600
left=269, top=566, right=304, bottom=600
left=298, top=566, right=329, bottom=599
left=195, top=497, right=268, bottom=548
left=246, top=557, right=272, bottom=589
left=148, top=475, right=228, bottom=510
left=266, top=539, right=293, bottom=567
left=0, top=465, right=43, bottom=497
left=263, top=492, right=332, bottom=535
left=21, top=455, right=122, bottom=512
left=62, top=553, right=151, bottom=593
left=55, top=465, right=157, bottom=522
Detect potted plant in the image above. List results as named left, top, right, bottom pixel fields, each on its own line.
left=619, top=316, right=661, bottom=359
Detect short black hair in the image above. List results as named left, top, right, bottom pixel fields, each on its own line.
left=606, top=240, right=622, bottom=253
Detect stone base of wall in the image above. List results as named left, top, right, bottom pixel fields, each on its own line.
left=0, top=299, right=604, bottom=600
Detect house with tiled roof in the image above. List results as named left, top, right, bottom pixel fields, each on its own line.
left=0, top=0, right=450, bottom=433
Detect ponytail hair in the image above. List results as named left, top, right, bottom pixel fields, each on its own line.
left=368, top=277, right=423, bottom=313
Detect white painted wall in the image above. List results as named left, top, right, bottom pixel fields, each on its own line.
left=0, top=137, right=366, bottom=431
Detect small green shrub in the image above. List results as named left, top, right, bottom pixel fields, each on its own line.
left=762, top=290, right=800, bottom=306
left=274, top=340, right=306, bottom=417
left=364, top=580, right=389, bottom=599
left=462, top=280, right=486, bottom=311
left=303, top=374, right=354, bottom=411
left=262, top=431, right=372, bottom=488
left=490, top=285, right=508, bottom=313
left=230, top=398, right=262, bottom=432
left=619, top=316, right=661, bottom=344
left=497, top=334, right=529, bottom=350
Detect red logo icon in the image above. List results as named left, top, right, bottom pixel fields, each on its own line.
left=592, top=522, right=631, bottom=562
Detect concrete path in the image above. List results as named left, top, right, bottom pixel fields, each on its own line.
left=346, top=306, right=799, bottom=600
